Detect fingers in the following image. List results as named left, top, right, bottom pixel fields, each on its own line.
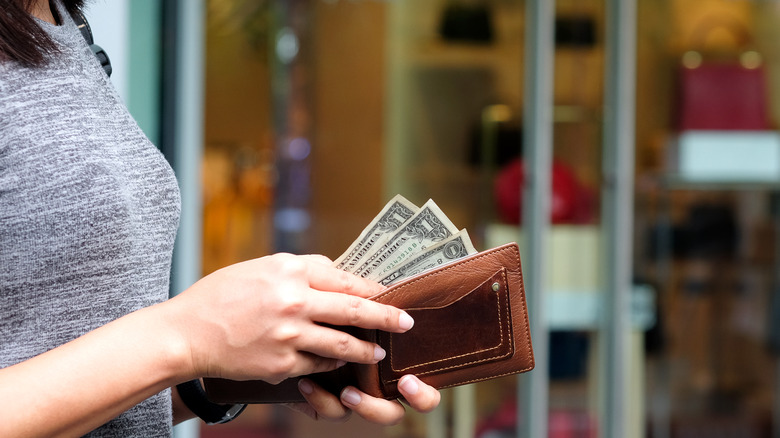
left=339, top=387, right=406, bottom=425
left=265, top=353, right=347, bottom=384
left=282, top=402, right=319, bottom=420
left=299, top=254, right=333, bottom=266
left=307, top=292, right=415, bottom=334
left=297, top=325, right=387, bottom=365
left=296, top=378, right=352, bottom=422
left=275, top=254, right=412, bottom=333
left=292, top=376, right=440, bottom=426
left=397, top=375, right=441, bottom=413
left=303, top=261, right=385, bottom=299
left=339, top=376, right=440, bottom=425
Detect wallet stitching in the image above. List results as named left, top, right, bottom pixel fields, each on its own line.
left=500, top=243, right=534, bottom=370
left=505, top=244, right=534, bottom=369
left=372, top=245, right=514, bottom=301
left=413, top=249, right=535, bottom=389
left=384, top=366, right=535, bottom=399
left=400, top=272, right=501, bottom=311
left=378, top=244, right=535, bottom=389
left=435, top=364, right=535, bottom=391
left=385, top=268, right=513, bottom=377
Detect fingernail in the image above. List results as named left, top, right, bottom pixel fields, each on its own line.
left=399, top=375, right=419, bottom=395
left=336, top=360, right=347, bottom=368
left=374, top=345, right=386, bottom=362
left=341, top=388, right=362, bottom=406
left=298, top=379, right=313, bottom=395
left=399, top=312, right=414, bottom=330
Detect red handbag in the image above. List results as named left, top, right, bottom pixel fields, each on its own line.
left=674, top=17, right=770, bottom=131
left=676, top=61, right=769, bottom=131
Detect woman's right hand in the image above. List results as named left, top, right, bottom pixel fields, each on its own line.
left=167, top=253, right=415, bottom=384
left=0, top=253, right=418, bottom=437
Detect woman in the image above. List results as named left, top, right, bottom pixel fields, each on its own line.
left=0, top=0, right=440, bottom=436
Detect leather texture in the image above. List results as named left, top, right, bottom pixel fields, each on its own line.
left=203, top=242, right=534, bottom=404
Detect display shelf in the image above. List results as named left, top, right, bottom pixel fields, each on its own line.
left=485, top=223, right=656, bottom=331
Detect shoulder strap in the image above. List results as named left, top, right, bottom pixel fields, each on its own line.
left=69, top=10, right=113, bottom=77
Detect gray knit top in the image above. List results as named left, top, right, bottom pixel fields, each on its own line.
left=0, top=2, right=181, bottom=436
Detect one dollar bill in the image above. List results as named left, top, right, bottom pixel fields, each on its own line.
left=372, top=229, right=477, bottom=285
left=352, top=199, right=459, bottom=279
left=333, top=194, right=419, bottom=273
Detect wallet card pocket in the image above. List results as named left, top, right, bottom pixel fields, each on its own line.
left=377, top=267, right=514, bottom=387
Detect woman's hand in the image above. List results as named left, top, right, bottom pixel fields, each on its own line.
left=0, top=252, right=432, bottom=436
left=290, top=375, right=441, bottom=425
left=170, top=253, right=415, bottom=384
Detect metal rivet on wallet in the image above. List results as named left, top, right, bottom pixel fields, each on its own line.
left=492, top=282, right=500, bottom=292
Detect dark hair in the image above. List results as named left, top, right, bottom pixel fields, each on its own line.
left=0, top=0, right=85, bottom=67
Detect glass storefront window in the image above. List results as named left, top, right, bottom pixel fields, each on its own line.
left=194, top=0, right=780, bottom=437
left=636, top=1, right=780, bottom=437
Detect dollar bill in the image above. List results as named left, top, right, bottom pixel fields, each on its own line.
left=352, top=199, right=460, bottom=279
left=333, top=194, right=419, bottom=272
left=372, top=229, right=477, bottom=285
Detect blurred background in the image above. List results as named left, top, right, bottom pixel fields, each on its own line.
left=86, top=0, right=780, bottom=437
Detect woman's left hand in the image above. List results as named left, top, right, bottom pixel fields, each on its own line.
left=287, top=375, right=441, bottom=424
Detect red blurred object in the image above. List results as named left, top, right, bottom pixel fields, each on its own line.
left=474, top=396, right=517, bottom=437
left=475, top=394, right=598, bottom=438
left=676, top=63, right=770, bottom=131
left=493, top=158, right=595, bottom=225
left=548, top=410, right=599, bottom=438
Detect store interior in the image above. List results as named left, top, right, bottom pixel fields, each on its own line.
left=191, top=0, right=780, bottom=437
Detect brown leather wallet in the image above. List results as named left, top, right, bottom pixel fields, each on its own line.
left=203, top=242, right=535, bottom=404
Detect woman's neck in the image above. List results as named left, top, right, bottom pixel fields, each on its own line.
left=30, top=0, right=58, bottom=25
